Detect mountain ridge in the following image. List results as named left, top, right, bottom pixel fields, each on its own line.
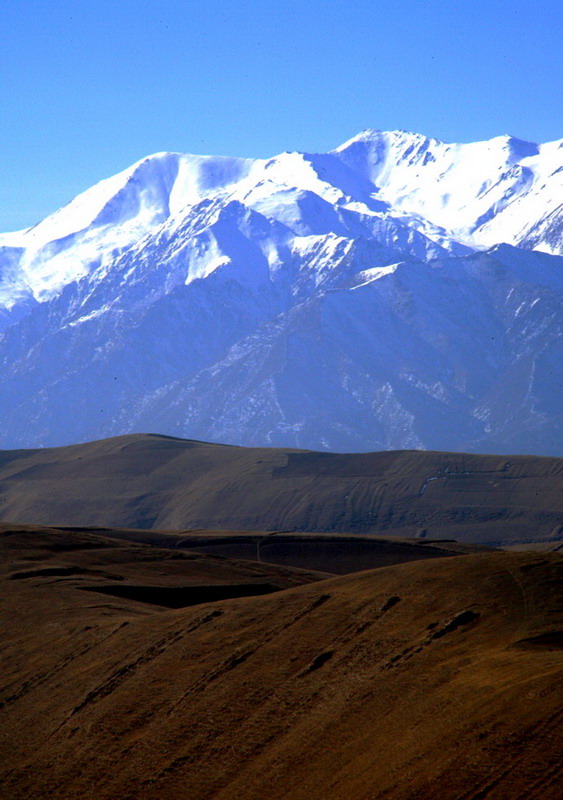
left=2, top=129, right=561, bottom=309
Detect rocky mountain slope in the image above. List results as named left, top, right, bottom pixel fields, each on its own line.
left=0, top=130, right=561, bottom=452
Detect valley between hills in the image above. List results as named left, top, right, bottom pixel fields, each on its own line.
left=0, top=435, right=562, bottom=798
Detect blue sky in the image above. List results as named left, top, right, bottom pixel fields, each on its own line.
left=1, top=0, right=561, bottom=231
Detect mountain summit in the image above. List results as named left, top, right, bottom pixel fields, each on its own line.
left=0, top=130, right=561, bottom=453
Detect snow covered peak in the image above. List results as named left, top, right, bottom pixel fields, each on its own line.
left=332, top=129, right=560, bottom=251
left=0, top=151, right=263, bottom=307
left=0, top=128, right=561, bottom=313
left=334, top=128, right=438, bottom=149
left=0, top=151, right=260, bottom=250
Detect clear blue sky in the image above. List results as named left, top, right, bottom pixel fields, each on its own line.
left=1, top=0, right=561, bottom=231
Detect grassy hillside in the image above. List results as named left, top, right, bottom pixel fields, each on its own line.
left=1, top=524, right=561, bottom=799
left=1, top=434, right=561, bottom=545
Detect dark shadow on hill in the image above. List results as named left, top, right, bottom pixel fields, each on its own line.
left=79, top=582, right=282, bottom=608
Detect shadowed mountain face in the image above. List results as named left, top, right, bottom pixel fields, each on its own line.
left=0, top=434, right=561, bottom=546
left=0, top=525, right=561, bottom=800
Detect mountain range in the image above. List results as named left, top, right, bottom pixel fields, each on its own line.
left=0, top=129, right=561, bottom=453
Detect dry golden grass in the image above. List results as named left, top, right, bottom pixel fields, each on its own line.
left=1, top=524, right=561, bottom=799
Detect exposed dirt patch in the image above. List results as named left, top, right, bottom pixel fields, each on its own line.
left=430, top=609, right=481, bottom=639
left=512, top=631, right=563, bottom=650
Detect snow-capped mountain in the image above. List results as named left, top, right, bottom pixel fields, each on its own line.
left=0, top=130, right=561, bottom=453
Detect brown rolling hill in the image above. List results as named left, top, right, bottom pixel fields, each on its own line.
left=1, top=433, right=562, bottom=545
left=0, top=522, right=491, bottom=580
left=0, top=523, right=561, bottom=799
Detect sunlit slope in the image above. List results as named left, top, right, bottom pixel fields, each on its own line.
left=1, top=528, right=561, bottom=800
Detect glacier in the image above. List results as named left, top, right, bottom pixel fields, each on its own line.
left=0, top=129, right=561, bottom=453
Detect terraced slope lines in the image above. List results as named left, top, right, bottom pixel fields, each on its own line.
left=0, top=435, right=561, bottom=546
